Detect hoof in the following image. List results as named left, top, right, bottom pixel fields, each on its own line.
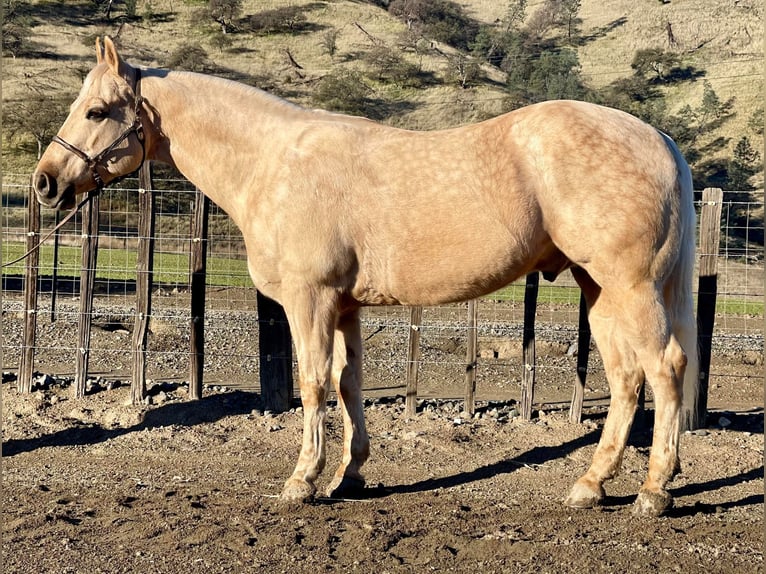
left=564, top=481, right=605, bottom=509
left=280, top=477, right=316, bottom=503
left=326, top=475, right=366, bottom=499
left=633, top=488, right=673, bottom=517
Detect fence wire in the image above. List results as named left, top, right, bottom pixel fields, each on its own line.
left=2, top=174, right=763, bottom=402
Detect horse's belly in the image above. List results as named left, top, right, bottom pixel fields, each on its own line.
left=353, top=245, right=532, bottom=307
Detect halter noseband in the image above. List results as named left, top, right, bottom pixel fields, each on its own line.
left=51, top=68, right=146, bottom=194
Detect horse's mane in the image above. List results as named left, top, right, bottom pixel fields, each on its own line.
left=150, top=67, right=304, bottom=114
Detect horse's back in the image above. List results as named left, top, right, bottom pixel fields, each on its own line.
left=263, top=100, right=690, bottom=307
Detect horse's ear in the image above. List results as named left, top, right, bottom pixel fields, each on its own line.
left=102, top=36, right=130, bottom=80
left=96, top=37, right=104, bottom=64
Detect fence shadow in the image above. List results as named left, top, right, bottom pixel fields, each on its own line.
left=1, top=390, right=261, bottom=457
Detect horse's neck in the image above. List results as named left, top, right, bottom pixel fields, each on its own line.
left=144, top=70, right=300, bottom=219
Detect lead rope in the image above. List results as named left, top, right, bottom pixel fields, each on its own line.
left=1, top=190, right=96, bottom=268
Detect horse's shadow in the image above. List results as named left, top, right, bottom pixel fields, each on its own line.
left=1, top=390, right=261, bottom=457
left=341, top=426, right=762, bottom=515
left=356, top=428, right=602, bottom=500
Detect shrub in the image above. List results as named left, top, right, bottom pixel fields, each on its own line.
left=312, top=70, right=371, bottom=116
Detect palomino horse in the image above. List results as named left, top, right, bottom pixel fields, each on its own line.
left=34, top=38, right=698, bottom=516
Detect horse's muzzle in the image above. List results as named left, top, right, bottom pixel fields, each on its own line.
left=33, top=171, right=76, bottom=210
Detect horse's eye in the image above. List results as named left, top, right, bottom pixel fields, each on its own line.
left=86, top=108, right=108, bottom=121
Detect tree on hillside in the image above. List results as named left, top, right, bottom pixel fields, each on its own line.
left=388, top=0, right=479, bottom=50
left=471, top=0, right=527, bottom=68
left=506, top=47, right=589, bottom=109
left=5, top=94, right=70, bottom=159
left=209, top=0, right=242, bottom=33
left=526, top=0, right=582, bottom=42
left=558, top=0, right=582, bottom=40
left=2, top=0, right=33, bottom=57
left=748, top=107, right=763, bottom=137
left=631, top=48, right=680, bottom=82
left=729, top=136, right=762, bottom=190
left=687, top=80, right=736, bottom=139
left=92, top=0, right=139, bottom=21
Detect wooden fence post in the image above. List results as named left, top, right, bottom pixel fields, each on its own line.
left=568, top=292, right=590, bottom=423
left=686, top=187, right=723, bottom=431
left=520, top=272, right=539, bottom=419
left=405, top=306, right=423, bottom=417
left=131, top=163, right=156, bottom=404
left=74, top=193, right=100, bottom=398
left=257, top=291, right=294, bottom=412
left=18, top=183, right=41, bottom=394
left=464, top=300, right=478, bottom=416
left=189, top=190, right=209, bottom=400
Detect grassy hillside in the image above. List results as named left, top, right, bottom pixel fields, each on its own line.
left=2, top=0, right=763, bottom=187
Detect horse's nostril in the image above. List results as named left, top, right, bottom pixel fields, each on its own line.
left=35, top=172, right=57, bottom=200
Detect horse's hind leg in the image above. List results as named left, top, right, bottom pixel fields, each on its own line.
left=566, top=273, right=687, bottom=516
left=326, top=309, right=370, bottom=498
left=564, top=269, right=645, bottom=510
left=632, top=318, right=687, bottom=516
left=279, top=287, right=339, bottom=502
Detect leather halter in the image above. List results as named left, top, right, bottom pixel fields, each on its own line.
left=51, top=68, right=146, bottom=194
left=2, top=69, right=147, bottom=269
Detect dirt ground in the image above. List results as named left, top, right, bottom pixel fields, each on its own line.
left=2, top=294, right=764, bottom=574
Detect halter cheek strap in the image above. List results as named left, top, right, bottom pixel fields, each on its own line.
left=51, top=68, right=146, bottom=194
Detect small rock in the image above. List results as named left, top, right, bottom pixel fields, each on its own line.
left=453, top=417, right=463, bottom=425
left=718, top=416, right=731, bottom=429
left=34, top=373, right=55, bottom=390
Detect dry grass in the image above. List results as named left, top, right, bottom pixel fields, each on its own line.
left=575, top=0, right=762, bottom=159
left=2, top=0, right=763, bottom=174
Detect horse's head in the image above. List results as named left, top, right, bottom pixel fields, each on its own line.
left=33, top=37, right=145, bottom=210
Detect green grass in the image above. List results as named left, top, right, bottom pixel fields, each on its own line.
left=488, top=283, right=582, bottom=306
left=2, top=242, right=253, bottom=288
left=490, top=282, right=763, bottom=316
left=3, top=241, right=762, bottom=316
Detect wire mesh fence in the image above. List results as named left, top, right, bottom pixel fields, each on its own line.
left=2, top=173, right=763, bottom=403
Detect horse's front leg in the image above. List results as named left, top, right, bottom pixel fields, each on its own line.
left=280, top=288, right=339, bottom=502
